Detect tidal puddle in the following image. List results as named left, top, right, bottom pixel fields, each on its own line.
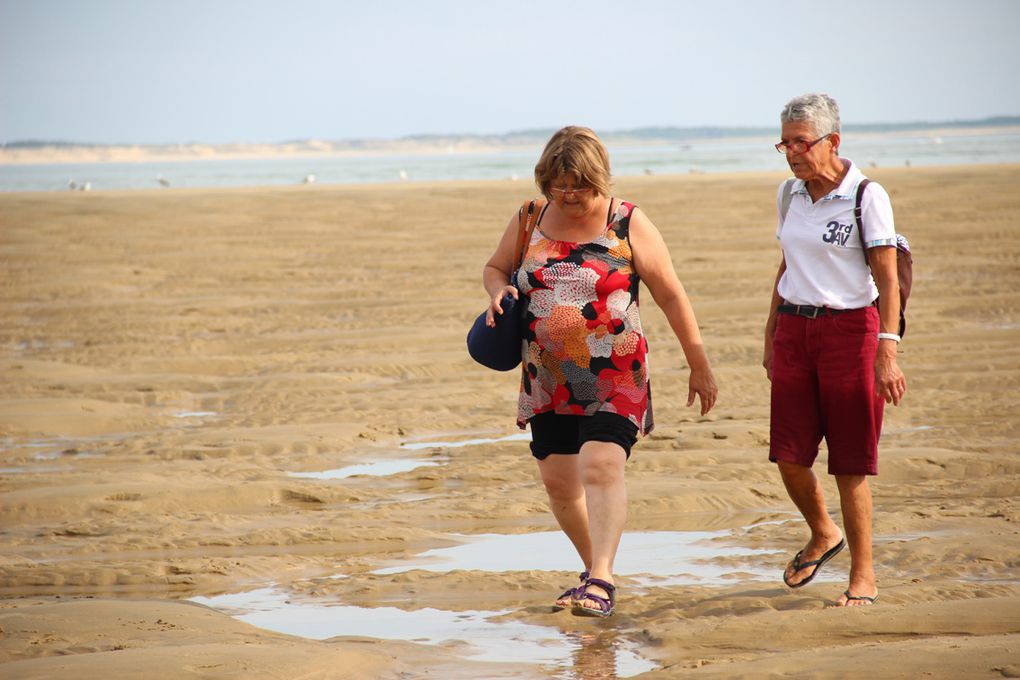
left=12, top=339, right=76, bottom=352
left=0, top=465, right=73, bottom=474
left=400, top=432, right=531, bottom=450
left=0, top=437, right=104, bottom=471
left=288, top=429, right=530, bottom=480
left=375, top=530, right=783, bottom=586
left=886, top=424, right=935, bottom=435
left=192, top=587, right=656, bottom=677
left=192, top=527, right=794, bottom=675
left=289, top=458, right=444, bottom=480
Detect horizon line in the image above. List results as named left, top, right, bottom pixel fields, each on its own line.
left=3, top=115, right=1019, bottom=149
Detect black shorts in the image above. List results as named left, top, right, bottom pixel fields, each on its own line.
left=528, top=411, right=639, bottom=460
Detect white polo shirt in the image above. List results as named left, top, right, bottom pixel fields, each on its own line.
left=776, top=158, right=897, bottom=309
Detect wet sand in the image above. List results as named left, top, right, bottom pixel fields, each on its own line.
left=1, top=164, right=1019, bottom=678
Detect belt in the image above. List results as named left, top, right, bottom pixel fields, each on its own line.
left=776, top=304, right=859, bottom=319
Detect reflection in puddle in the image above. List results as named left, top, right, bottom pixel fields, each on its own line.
left=375, top=530, right=782, bottom=585
left=401, top=432, right=531, bottom=450
left=192, top=587, right=656, bottom=677
left=565, top=629, right=644, bottom=680
left=289, top=458, right=444, bottom=480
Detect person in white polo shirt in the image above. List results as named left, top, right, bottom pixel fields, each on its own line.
left=762, top=93, right=905, bottom=607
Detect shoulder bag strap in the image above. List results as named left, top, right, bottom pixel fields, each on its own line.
left=779, top=178, right=797, bottom=225
left=855, top=178, right=872, bottom=266
left=513, top=199, right=546, bottom=270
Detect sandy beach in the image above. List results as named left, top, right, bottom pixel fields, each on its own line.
left=1, top=164, right=1019, bottom=678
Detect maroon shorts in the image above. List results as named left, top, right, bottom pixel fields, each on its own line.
left=769, top=306, right=884, bottom=476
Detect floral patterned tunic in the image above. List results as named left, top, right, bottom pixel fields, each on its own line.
left=515, top=200, right=653, bottom=434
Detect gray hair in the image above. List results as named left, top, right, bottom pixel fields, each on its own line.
left=780, top=93, right=841, bottom=136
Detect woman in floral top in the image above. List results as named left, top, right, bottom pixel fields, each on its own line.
left=482, top=126, right=717, bottom=617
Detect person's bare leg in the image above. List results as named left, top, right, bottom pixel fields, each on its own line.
left=574, top=440, right=627, bottom=611
left=778, top=460, right=844, bottom=586
left=833, top=474, right=877, bottom=605
left=537, top=453, right=592, bottom=602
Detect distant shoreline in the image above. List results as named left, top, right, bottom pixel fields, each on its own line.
left=0, top=140, right=542, bottom=165
left=3, top=121, right=1019, bottom=166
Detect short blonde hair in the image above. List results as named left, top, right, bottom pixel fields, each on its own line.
left=534, top=126, right=612, bottom=199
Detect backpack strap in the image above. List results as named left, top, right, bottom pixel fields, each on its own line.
left=513, top=199, right=546, bottom=270
left=779, top=178, right=797, bottom=225
left=854, top=178, right=872, bottom=266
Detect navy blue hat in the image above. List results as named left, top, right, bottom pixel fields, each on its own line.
left=466, top=293, right=523, bottom=371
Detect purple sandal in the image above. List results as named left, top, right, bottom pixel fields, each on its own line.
left=571, top=577, right=616, bottom=618
left=552, top=571, right=589, bottom=611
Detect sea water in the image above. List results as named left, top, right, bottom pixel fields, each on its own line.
left=3, top=130, right=1019, bottom=192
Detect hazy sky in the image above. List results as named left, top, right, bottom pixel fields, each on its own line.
left=2, top=0, right=1018, bottom=144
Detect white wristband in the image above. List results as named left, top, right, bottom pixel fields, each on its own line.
left=877, top=332, right=901, bottom=343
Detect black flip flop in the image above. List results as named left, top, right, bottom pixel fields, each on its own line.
left=841, top=590, right=877, bottom=605
left=783, top=538, right=846, bottom=588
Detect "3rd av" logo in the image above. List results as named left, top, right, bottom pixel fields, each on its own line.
left=822, top=220, right=852, bottom=246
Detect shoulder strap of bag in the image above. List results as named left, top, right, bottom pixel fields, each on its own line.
left=854, top=178, right=872, bottom=266
left=779, top=178, right=797, bottom=225
left=513, top=199, right=546, bottom=270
